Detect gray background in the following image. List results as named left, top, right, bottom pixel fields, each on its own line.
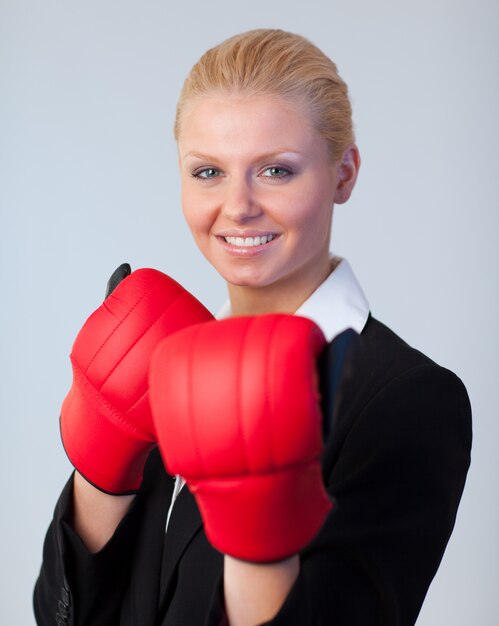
left=1, top=0, right=498, bottom=624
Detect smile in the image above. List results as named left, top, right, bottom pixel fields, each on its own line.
left=223, top=235, right=275, bottom=247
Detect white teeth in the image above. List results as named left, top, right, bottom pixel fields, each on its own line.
left=224, top=235, right=275, bottom=247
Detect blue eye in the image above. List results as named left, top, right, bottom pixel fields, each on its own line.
left=193, top=167, right=220, bottom=179
left=261, top=166, right=292, bottom=178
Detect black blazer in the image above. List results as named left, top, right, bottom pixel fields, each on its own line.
left=34, top=317, right=472, bottom=626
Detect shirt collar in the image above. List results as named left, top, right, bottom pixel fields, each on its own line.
left=216, top=257, right=370, bottom=342
left=295, top=257, right=370, bottom=341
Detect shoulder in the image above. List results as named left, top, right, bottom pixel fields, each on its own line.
left=321, top=316, right=472, bottom=480
left=344, top=315, right=470, bottom=415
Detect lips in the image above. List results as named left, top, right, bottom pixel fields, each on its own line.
left=223, top=234, right=275, bottom=247
left=216, top=232, right=280, bottom=256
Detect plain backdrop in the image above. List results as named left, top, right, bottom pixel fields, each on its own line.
left=1, top=1, right=498, bottom=624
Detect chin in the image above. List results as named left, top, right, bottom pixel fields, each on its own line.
left=225, top=276, right=267, bottom=288
left=219, top=268, right=273, bottom=289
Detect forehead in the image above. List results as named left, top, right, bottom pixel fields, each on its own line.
left=178, top=94, right=324, bottom=160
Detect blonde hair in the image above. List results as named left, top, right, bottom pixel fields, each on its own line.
left=174, top=29, right=355, bottom=160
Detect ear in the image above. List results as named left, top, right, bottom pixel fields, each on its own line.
left=333, top=144, right=361, bottom=205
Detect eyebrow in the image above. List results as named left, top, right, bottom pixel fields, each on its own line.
left=182, top=150, right=303, bottom=161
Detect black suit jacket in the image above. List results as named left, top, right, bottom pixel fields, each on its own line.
left=34, top=317, right=472, bottom=625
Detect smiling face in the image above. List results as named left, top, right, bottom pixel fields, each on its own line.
left=178, top=94, right=357, bottom=313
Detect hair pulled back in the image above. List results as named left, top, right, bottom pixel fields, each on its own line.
left=174, top=29, right=355, bottom=161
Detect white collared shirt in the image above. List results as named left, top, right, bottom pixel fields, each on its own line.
left=216, top=257, right=369, bottom=339
left=165, top=257, right=370, bottom=532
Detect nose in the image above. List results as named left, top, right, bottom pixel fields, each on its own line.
left=221, top=175, right=262, bottom=222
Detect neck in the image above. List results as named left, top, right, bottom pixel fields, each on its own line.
left=227, top=256, right=335, bottom=317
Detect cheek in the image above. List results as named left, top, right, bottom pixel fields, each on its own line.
left=182, top=187, right=204, bottom=230
left=181, top=188, right=212, bottom=239
left=282, top=184, right=333, bottom=240
left=181, top=197, right=195, bottom=234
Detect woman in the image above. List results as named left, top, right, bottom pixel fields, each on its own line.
left=34, top=29, right=472, bottom=626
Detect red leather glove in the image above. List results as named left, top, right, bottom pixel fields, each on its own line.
left=149, top=314, right=332, bottom=562
left=60, top=265, right=213, bottom=495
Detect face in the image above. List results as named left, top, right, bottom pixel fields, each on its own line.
left=178, top=94, right=346, bottom=294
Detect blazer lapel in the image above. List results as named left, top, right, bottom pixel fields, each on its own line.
left=320, top=328, right=360, bottom=481
left=158, top=483, right=204, bottom=613
left=119, top=450, right=173, bottom=626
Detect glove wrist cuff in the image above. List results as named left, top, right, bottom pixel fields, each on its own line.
left=188, top=460, right=333, bottom=562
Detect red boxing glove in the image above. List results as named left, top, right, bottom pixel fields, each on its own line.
left=149, top=314, right=332, bottom=562
left=60, top=267, right=213, bottom=495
